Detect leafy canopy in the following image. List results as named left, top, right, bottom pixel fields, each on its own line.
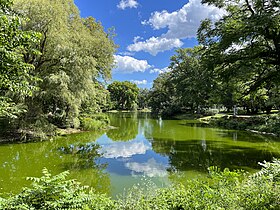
left=0, top=0, right=41, bottom=117
left=108, top=81, right=139, bottom=110
left=12, top=0, right=117, bottom=127
left=198, top=0, right=280, bottom=92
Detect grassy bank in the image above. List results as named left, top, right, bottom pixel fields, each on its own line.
left=206, top=114, right=280, bottom=136
left=173, top=112, right=280, bottom=137
left=1, top=159, right=279, bottom=209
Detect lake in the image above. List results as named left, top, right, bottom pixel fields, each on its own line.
left=1, top=112, right=280, bottom=197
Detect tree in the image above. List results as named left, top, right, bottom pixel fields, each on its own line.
left=137, top=88, right=150, bottom=109
left=107, top=81, right=139, bottom=110
left=13, top=0, right=117, bottom=127
left=169, top=47, right=216, bottom=112
left=148, top=72, right=179, bottom=116
left=149, top=47, right=217, bottom=116
left=0, top=0, right=41, bottom=118
left=198, top=0, right=280, bottom=96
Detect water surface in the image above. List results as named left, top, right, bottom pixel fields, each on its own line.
left=1, top=112, right=280, bottom=196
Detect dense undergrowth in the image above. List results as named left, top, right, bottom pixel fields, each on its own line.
left=0, top=113, right=110, bottom=142
left=0, top=159, right=279, bottom=209
left=209, top=115, right=280, bottom=136
left=79, top=114, right=110, bottom=131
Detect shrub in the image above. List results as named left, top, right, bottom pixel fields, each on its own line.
left=1, top=159, right=280, bottom=209
left=209, top=115, right=280, bottom=136
left=0, top=168, right=103, bottom=209
left=80, top=114, right=110, bottom=131
left=115, top=159, right=280, bottom=210
left=18, top=118, right=58, bottom=140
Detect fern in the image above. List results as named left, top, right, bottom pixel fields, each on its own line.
left=252, top=158, right=280, bottom=181
left=0, top=168, right=95, bottom=209
left=1, top=161, right=280, bottom=209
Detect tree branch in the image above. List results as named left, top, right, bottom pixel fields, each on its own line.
left=245, top=0, right=255, bottom=15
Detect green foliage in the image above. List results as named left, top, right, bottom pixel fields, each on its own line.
left=0, top=0, right=117, bottom=139
left=0, top=159, right=280, bottom=209
left=0, top=97, right=27, bottom=119
left=198, top=0, right=280, bottom=112
left=137, top=88, right=150, bottom=109
left=80, top=114, right=110, bottom=131
left=108, top=81, right=139, bottom=110
left=210, top=115, right=280, bottom=136
left=81, top=83, right=112, bottom=114
left=19, top=117, right=58, bottom=140
left=169, top=47, right=215, bottom=110
left=0, top=0, right=41, bottom=118
left=150, top=0, right=280, bottom=117
left=11, top=0, right=116, bottom=129
left=116, top=159, right=280, bottom=210
left=149, top=47, right=215, bottom=116
left=254, top=115, right=280, bottom=135
left=148, top=72, right=180, bottom=116
left=0, top=168, right=113, bottom=210
left=238, top=159, right=280, bottom=209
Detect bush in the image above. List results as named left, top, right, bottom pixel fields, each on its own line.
left=209, top=115, right=280, bottom=136
left=116, top=159, right=280, bottom=210
left=1, top=159, right=280, bottom=209
left=80, top=114, right=110, bottom=131
left=0, top=168, right=114, bottom=210
left=18, top=118, right=58, bottom=141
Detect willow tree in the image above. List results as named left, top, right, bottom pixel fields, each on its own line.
left=13, top=0, right=117, bottom=127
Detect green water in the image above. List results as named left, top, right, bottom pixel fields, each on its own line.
left=1, top=112, right=280, bottom=197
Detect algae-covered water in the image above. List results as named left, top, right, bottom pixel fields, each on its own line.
left=1, top=112, right=280, bottom=196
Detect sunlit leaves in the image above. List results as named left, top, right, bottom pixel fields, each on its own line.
left=0, top=0, right=41, bottom=117
left=198, top=0, right=280, bottom=90
left=12, top=0, right=117, bottom=127
left=108, top=81, right=139, bottom=110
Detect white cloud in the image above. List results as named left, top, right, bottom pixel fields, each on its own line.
left=117, top=0, right=138, bottom=10
left=125, top=158, right=168, bottom=177
left=150, top=67, right=170, bottom=74
left=130, top=80, right=147, bottom=85
left=114, top=55, right=151, bottom=73
left=128, top=0, right=224, bottom=55
left=98, top=140, right=151, bottom=159
left=133, top=36, right=142, bottom=43
left=118, top=51, right=135, bottom=56
left=143, top=0, right=224, bottom=39
left=127, top=37, right=183, bottom=56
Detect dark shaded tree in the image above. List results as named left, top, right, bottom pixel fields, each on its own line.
left=107, top=81, right=139, bottom=110
left=198, top=0, right=280, bottom=97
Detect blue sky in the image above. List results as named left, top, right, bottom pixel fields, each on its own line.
left=74, top=0, right=223, bottom=88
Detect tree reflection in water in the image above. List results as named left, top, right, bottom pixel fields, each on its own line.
left=58, top=143, right=110, bottom=194
left=107, top=112, right=138, bottom=141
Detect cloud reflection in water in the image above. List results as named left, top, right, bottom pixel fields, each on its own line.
left=98, top=140, right=151, bottom=159
left=125, top=158, right=168, bottom=177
